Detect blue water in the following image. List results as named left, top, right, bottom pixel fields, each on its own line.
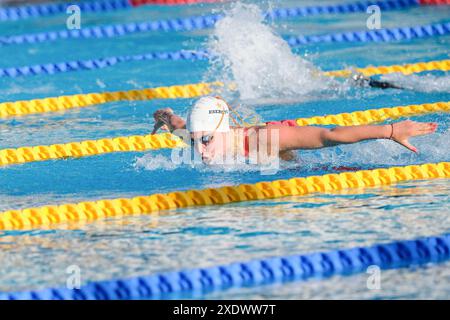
left=0, top=0, right=449, bottom=299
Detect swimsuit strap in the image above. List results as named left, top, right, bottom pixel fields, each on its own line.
left=243, top=127, right=250, bottom=158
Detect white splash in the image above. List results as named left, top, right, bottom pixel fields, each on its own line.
left=206, top=2, right=334, bottom=101
left=133, top=154, right=179, bottom=171
left=299, top=129, right=450, bottom=168
left=133, top=151, right=278, bottom=174
left=133, top=128, right=448, bottom=173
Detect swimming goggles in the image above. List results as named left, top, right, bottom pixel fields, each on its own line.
left=191, top=134, right=214, bottom=147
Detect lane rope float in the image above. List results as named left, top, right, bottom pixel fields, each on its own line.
left=1, top=101, right=448, bottom=167
left=0, top=38, right=448, bottom=77
left=0, top=132, right=184, bottom=167
left=1, top=232, right=449, bottom=299
left=0, top=162, right=448, bottom=230
left=0, top=101, right=448, bottom=168
left=323, top=59, right=450, bottom=78
left=0, top=0, right=430, bottom=23
left=1, top=59, right=448, bottom=118
left=0, top=16, right=448, bottom=48
left=293, top=100, right=449, bottom=126
left=0, top=50, right=211, bottom=78
left=2, top=232, right=450, bottom=300
left=285, top=22, right=450, bottom=47
left=0, top=0, right=232, bottom=22
left=0, top=81, right=221, bottom=119
left=129, top=0, right=231, bottom=5
left=419, top=0, right=450, bottom=4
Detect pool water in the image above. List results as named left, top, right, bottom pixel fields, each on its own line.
left=0, top=0, right=449, bottom=299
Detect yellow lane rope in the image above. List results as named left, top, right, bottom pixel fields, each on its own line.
left=295, top=101, right=449, bottom=126
left=325, top=59, right=450, bottom=77
left=1, top=60, right=448, bottom=119
left=0, top=162, right=448, bottom=230
left=0, top=132, right=184, bottom=167
left=1, top=101, right=448, bottom=167
left=0, top=82, right=221, bottom=119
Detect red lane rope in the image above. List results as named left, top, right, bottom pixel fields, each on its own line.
left=129, top=0, right=230, bottom=6
left=266, top=120, right=298, bottom=127
left=129, top=0, right=450, bottom=6
left=419, top=0, right=450, bottom=4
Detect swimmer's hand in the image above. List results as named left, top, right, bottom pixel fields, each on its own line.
left=391, top=120, right=438, bottom=153
left=151, top=108, right=174, bottom=134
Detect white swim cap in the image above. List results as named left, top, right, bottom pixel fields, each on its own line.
left=186, top=96, right=230, bottom=133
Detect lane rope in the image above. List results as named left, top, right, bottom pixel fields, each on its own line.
left=0, top=36, right=448, bottom=78
left=0, top=162, right=448, bottom=230
left=0, top=1, right=232, bottom=22
left=130, top=0, right=230, bottom=5
left=285, top=22, right=450, bottom=47
left=0, top=101, right=448, bottom=168
left=1, top=232, right=449, bottom=299
left=420, top=0, right=450, bottom=4
left=293, top=101, right=449, bottom=126
left=323, top=59, right=450, bottom=77
left=1, top=59, right=448, bottom=118
left=0, top=15, right=448, bottom=47
left=0, top=132, right=184, bottom=167
left=0, top=81, right=221, bottom=119
left=0, top=0, right=425, bottom=22
left=0, top=50, right=211, bottom=78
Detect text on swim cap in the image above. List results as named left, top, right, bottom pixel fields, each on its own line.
left=209, top=110, right=229, bottom=114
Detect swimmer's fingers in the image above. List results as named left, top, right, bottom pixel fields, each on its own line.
left=393, top=122, right=437, bottom=153
left=415, top=122, right=438, bottom=135
left=151, top=122, right=162, bottom=134
left=152, top=108, right=175, bottom=134
left=151, top=121, right=168, bottom=134
left=405, top=122, right=437, bottom=140
left=396, top=139, right=418, bottom=153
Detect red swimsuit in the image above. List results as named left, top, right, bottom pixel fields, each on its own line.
left=242, top=120, right=296, bottom=157
left=243, top=128, right=250, bottom=158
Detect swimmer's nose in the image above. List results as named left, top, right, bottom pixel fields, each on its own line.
left=194, top=142, right=211, bottom=163
left=201, top=149, right=215, bottom=164
left=195, top=142, right=205, bottom=155
left=201, top=149, right=212, bottom=163
left=202, top=155, right=211, bottom=164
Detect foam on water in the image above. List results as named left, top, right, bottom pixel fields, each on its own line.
left=299, top=129, right=450, bottom=170
left=205, top=2, right=335, bottom=102
left=133, top=151, right=271, bottom=174
left=203, top=2, right=449, bottom=104
left=133, top=154, right=179, bottom=171
left=134, top=124, right=449, bottom=174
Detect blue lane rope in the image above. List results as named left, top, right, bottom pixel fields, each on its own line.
left=0, top=0, right=425, bottom=44
left=0, top=14, right=222, bottom=45
left=264, top=0, right=421, bottom=20
left=0, top=0, right=132, bottom=21
left=1, top=233, right=449, bottom=300
left=1, top=22, right=449, bottom=79
left=0, top=49, right=210, bottom=78
left=285, top=21, right=450, bottom=46
left=0, top=0, right=421, bottom=22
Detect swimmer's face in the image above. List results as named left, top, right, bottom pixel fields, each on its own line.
left=190, top=131, right=227, bottom=164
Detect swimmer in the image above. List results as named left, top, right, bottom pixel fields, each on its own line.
left=350, top=73, right=404, bottom=90
left=151, top=96, right=438, bottom=164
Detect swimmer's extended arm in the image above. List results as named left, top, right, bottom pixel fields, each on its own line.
left=278, top=120, right=438, bottom=153
left=153, top=110, right=438, bottom=154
